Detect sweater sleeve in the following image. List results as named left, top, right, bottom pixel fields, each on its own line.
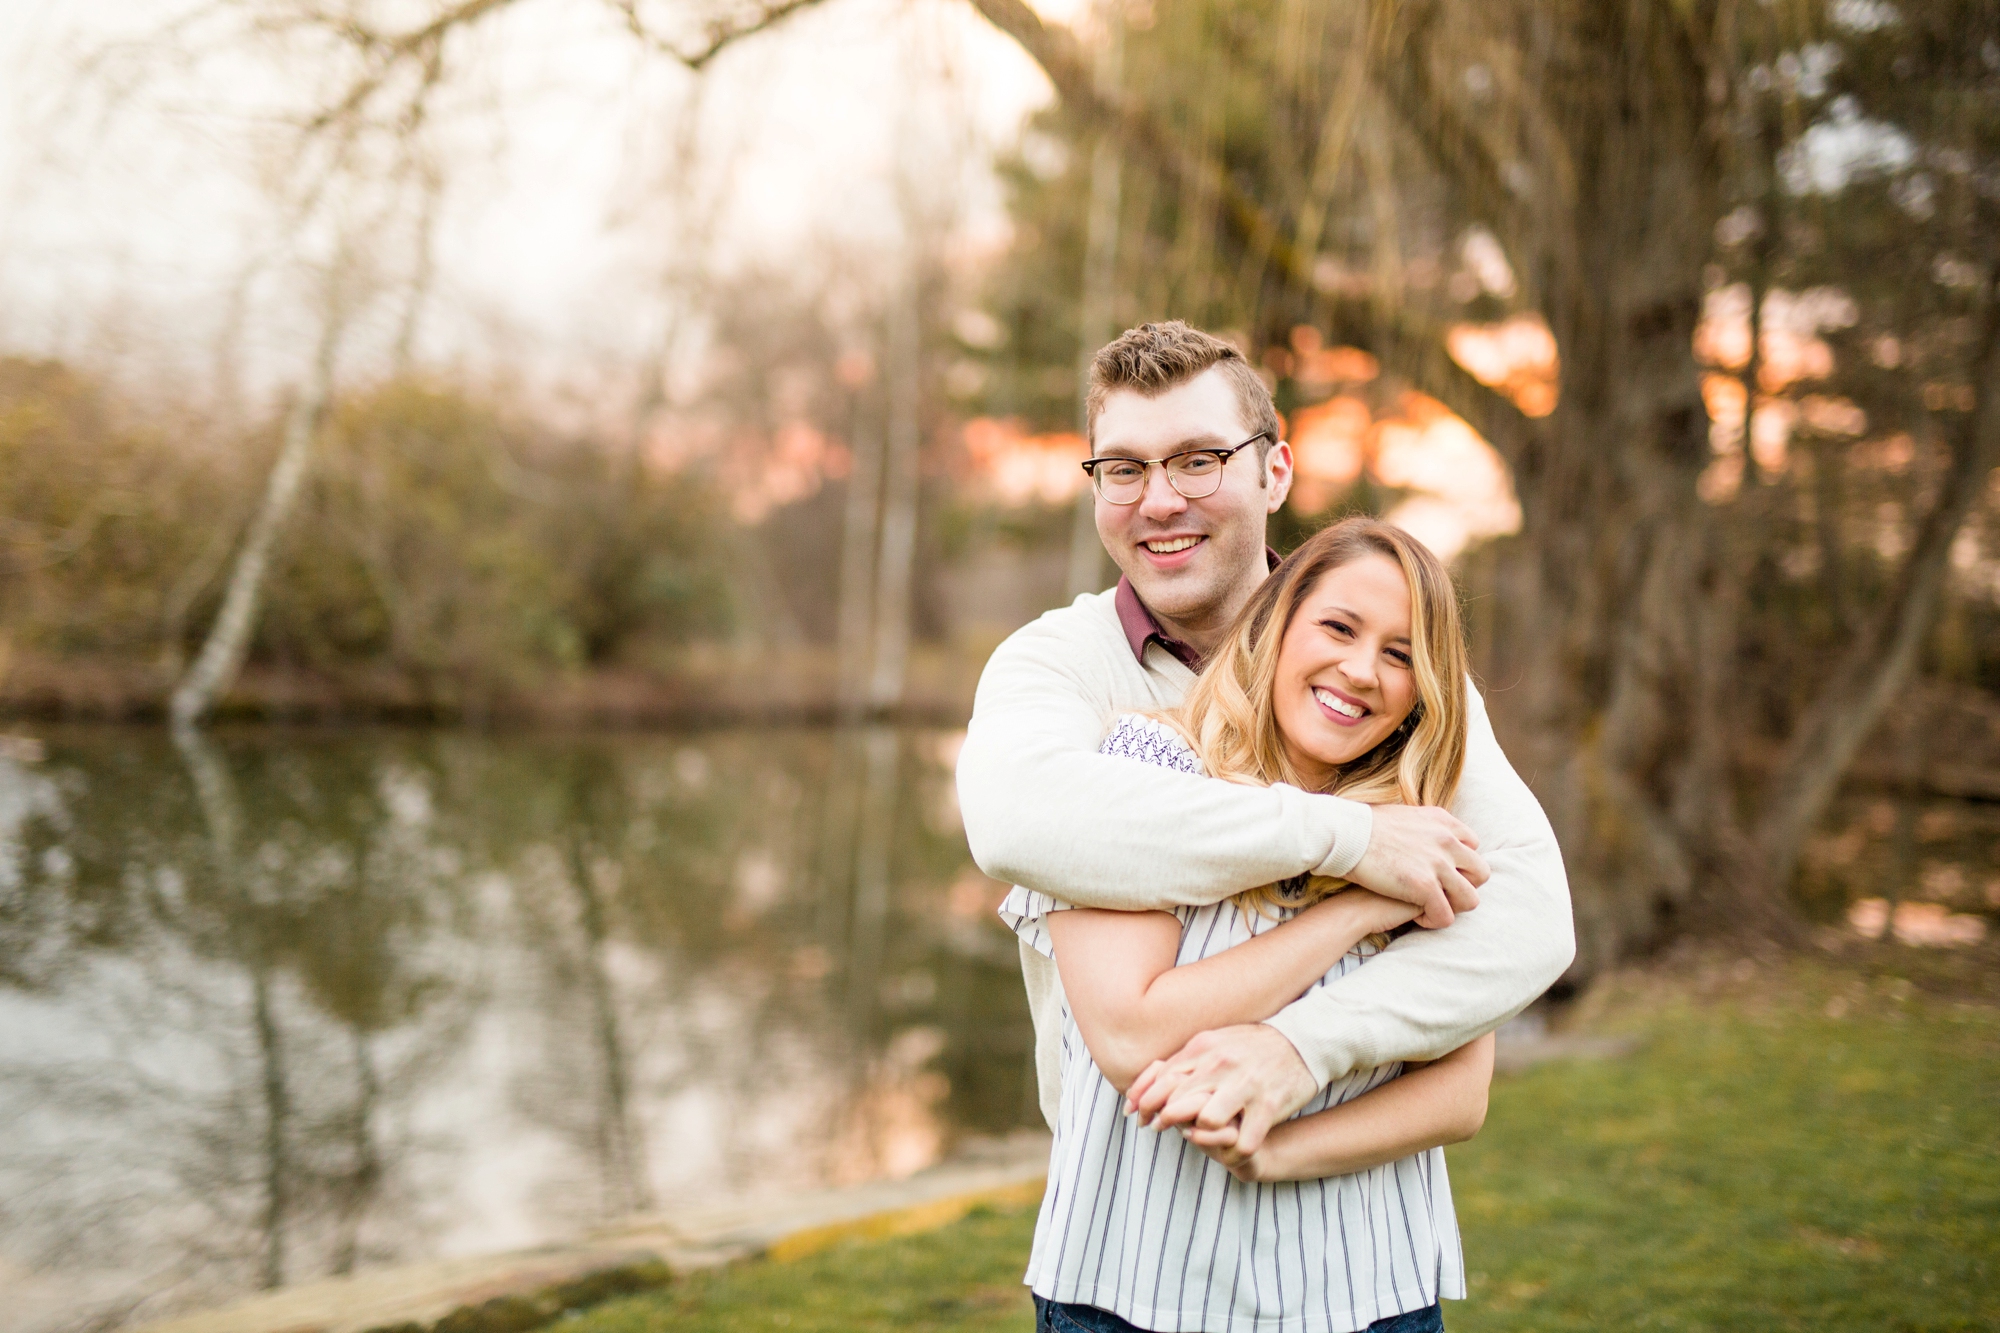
left=955, top=610, right=1374, bottom=909
left=1262, top=684, right=1577, bottom=1082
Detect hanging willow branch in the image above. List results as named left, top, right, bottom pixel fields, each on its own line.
left=965, top=0, right=1525, bottom=446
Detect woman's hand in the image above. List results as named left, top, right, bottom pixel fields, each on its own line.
left=1188, top=1117, right=1300, bottom=1183
left=1312, top=886, right=1423, bottom=938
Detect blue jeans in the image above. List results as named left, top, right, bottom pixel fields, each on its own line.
left=1034, top=1294, right=1445, bottom=1333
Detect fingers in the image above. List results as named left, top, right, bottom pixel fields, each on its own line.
left=1233, top=1101, right=1278, bottom=1155
left=1124, top=1061, right=1164, bottom=1117
left=1414, top=882, right=1454, bottom=930
left=1182, top=1121, right=1240, bottom=1149
left=1154, top=1081, right=1218, bottom=1129
left=1189, top=1121, right=1264, bottom=1183
left=1130, top=1061, right=1189, bottom=1124
left=1441, top=868, right=1481, bottom=916
left=1138, top=1063, right=1207, bottom=1125
left=1191, top=1137, right=1257, bottom=1182
left=1453, top=839, right=1492, bottom=889
left=1192, top=1077, right=1251, bottom=1133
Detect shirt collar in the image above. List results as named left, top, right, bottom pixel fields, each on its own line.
left=1114, top=546, right=1284, bottom=673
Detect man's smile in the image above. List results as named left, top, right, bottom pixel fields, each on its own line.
left=1138, top=534, right=1208, bottom=568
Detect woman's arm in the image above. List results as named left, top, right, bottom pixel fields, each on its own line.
left=1197, top=1033, right=1495, bottom=1182
left=1044, top=891, right=1420, bottom=1093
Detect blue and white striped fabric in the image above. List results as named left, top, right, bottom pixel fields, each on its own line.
left=999, top=714, right=1465, bottom=1333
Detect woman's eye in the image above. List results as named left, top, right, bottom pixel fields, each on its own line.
left=1387, top=650, right=1413, bottom=667
left=1321, top=620, right=1352, bottom=637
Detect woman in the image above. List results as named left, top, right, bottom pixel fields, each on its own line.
left=1001, top=517, right=1493, bottom=1333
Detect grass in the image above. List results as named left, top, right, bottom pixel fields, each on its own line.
left=564, top=949, right=1999, bottom=1333
left=555, top=1203, right=1038, bottom=1332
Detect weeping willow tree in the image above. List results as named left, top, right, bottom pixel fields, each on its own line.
left=106, top=0, right=1999, bottom=968
left=976, top=0, right=2000, bottom=970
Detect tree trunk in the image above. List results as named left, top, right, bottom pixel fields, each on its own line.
left=866, top=276, right=923, bottom=712
left=1753, top=290, right=2000, bottom=891
left=837, top=370, right=886, bottom=717
left=171, top=316, right=343, bottom=728
left=1065, top=8, right=1123, bottom=601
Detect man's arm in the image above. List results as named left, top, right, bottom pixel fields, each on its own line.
left=1124, top=687, right=1572, bottom=1149
left=1259, top=684, right=1575, bottom=1083
left=956, top=613, right=1374, bottom=909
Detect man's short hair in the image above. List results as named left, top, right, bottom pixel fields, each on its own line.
left=1085, top=320, right=1281, bottom=458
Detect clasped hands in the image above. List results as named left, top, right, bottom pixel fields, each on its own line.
left=1126, top=804, right=1486, bottom=1182
left=1125, top=1023, right=1316, bottom=1182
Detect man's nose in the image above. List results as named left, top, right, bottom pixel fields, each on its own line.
left=1137, top=464, right=1186, bottom=520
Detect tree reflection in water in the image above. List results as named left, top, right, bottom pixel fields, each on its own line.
left=0, top=724, right=1032, bottom=1333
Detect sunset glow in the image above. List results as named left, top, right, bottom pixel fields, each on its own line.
left=1288, top=378, right=1521, bottom=563
left=1372, top=393, right=1523, bottom=561
left=1288, top=395, right=1372, bottom=511
left=1693, top=282, right=1869, bottom=501
left=1445, top=315, right=1560, bottom=417
left=727, top=422, right=844, bottom=523
left=960, top=417, right=1090, bottom=505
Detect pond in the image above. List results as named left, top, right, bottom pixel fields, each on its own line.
left=0, top=724, right=1036, bottom=1333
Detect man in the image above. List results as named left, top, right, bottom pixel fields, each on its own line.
left=956, top=320, right=1572, bottom=1159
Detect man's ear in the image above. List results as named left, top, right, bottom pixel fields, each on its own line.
left=1263, top=439, right=1295, bottom=513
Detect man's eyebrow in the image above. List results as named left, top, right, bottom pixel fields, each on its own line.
left=1094, top=431, right=1234, bottom=457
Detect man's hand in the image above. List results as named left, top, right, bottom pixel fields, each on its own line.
left=1124, top=1024, right=1315, bottom=1156
left=1347, top=804, right=1488, bottom=928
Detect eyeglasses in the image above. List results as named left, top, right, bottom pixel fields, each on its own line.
left=1080, top=433, right=1269, bottom=505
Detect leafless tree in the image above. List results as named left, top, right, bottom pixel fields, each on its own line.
left=119, top=0, right=2000, bottom=962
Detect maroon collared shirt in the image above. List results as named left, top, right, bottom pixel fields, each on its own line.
left=1113, top=547, right=1284, bottom=673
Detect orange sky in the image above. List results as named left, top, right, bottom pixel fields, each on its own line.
left=958, top=323, right=1532, bottom=563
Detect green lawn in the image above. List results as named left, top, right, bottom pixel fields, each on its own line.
left=567, top=952, right=1999, bottom=1333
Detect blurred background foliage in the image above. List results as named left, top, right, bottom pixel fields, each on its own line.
left=3, top=0, right=1999, bottom=965
left=975, top=0, right=2000, bottom=966
left=1, top=363, right=732, bottom=707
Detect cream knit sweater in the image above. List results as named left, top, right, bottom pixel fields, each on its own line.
left=956, top=588, right=1575, bottom=1129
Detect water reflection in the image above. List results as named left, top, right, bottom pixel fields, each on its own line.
left=0, top=724, right=1032, bottom=1332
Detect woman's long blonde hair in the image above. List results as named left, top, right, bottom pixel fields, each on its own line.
left=1166, top=516, right=1471, bottom=916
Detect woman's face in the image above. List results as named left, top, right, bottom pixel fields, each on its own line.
left=1271, top=553, right=1419, bottom=789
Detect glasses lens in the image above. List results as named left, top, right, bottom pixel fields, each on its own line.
left=1094, top=460, right=1147, bottom=502
left=1167, top=451, right=1226, bottom=498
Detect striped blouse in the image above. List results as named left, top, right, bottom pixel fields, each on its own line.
left=999, top=714, right=1466, bottom=1333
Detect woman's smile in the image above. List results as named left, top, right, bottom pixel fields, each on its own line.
left=1310, top=684, right=1370, bottom=723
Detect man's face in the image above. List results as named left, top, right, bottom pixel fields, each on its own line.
left=1092, top=365, right=1294, bottom=636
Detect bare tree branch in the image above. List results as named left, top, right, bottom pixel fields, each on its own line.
left=607, top=0, right=827, bottom=69
left=1289, top=16, right=1379, bottom=273
left=299, top=0, right=519, bottom=134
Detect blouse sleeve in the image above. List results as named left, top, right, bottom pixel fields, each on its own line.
left=997, top=886, right=1070, bottom=960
